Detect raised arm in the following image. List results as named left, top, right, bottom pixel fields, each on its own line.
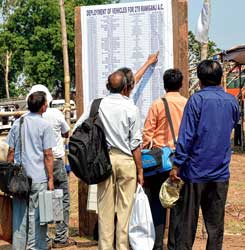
left=134, top=51, right=159, bottom=84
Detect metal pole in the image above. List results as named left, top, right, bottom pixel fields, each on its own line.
left=238, top=65, right=244, bottom=150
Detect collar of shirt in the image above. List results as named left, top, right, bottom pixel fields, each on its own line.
left=164, top=92, right=183, bottom=98
left=200, top=86, right=224, bottom=92
left=107, top=93, right=132, bottom=101
left=28, top=112, right=42, bottom=117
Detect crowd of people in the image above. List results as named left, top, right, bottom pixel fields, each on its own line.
left=5, top=56, right=239, bottom=250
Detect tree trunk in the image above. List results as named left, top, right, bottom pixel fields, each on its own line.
left=5, top=51, right=12, bottom=99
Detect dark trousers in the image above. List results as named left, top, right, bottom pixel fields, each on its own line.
left=47, top=158, right=70, bottom=243
left=234, top=124, right=242, bottom=146
left=144, top=172, right=169, bottom=250
left=168, top=181, right=229, bottom=250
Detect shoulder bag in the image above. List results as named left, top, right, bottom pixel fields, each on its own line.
left=142, top=98, right=176, bottom=177
left=0, top=117, right=31, bottom=198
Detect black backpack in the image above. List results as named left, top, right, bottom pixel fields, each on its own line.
left=68, top=98, right=112, bottom=184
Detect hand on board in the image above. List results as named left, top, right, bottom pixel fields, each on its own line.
left=147, top=51, right=159, bottom=66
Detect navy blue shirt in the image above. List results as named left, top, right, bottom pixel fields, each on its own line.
left=173, top=86, right=239, bottom=183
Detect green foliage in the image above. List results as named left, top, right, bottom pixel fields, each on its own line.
left=0, top=0, right=112, bottom=98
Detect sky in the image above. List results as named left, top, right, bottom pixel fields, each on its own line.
left=119, top=0, right=245, bottom=50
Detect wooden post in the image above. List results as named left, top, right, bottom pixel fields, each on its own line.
left=172, top=0, right=189, bottom=98
left=200, top=42, right=209, bottom=240
left=75, top=7, right=98, bottom=237
left=59, top=0, right=71, bottom=127
left=5, top=51, right=12, bottom=99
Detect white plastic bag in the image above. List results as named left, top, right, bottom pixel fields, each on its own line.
left=129, top=184, right=155, bottom=250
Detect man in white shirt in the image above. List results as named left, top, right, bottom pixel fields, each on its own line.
left=27, top=85, right=74, bottom=248
left=77, top=69, right=144, bottom=250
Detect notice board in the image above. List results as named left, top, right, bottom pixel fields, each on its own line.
left=77, top=0, right=173, bottom=125
left=75, top=0, right=188, bottom=237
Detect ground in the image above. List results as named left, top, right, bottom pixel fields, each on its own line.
left=0, top=133, right=244, bottom=249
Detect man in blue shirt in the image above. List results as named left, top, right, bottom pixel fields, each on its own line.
left=7, top=91, right=56, bottom=250
left=168, top=60, right=239, bottom=250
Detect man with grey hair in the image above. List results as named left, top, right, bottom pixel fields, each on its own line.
left=76, top=69, right=144, bottom=250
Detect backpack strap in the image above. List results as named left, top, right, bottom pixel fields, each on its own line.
left=162, top=98, right=177, bottom=146
left=89, top=98, right=103, bottom=117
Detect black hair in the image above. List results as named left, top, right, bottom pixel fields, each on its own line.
left=197, top=60, right=223, bottom=86
left=27, top=91, right=47, bottom=113
left=163, top=68, right=183, bottom=91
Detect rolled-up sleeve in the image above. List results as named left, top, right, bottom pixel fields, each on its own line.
left=142, top=103, right=157, bottom=148
left=59, top=112, right=70, bottom=134
left=129, top=107, right=142, bottom=151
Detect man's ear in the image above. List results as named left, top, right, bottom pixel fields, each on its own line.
left=121, top=84, right=129, bottom=96
left=40, top=102, right=47, bottom=113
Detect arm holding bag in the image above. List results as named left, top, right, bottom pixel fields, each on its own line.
left=128, top=184, right=155, bottom=250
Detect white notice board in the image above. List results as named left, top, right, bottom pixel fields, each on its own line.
left=80, top=0, right=173, bottom=125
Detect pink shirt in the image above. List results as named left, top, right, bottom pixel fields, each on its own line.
left=143, top=92, right=187, bottom=149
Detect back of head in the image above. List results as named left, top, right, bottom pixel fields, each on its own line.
left=118, top=67, right=135, bottom=91
left=107, top=68, right=134, bottom=94
left=197, top=60, right=223, bottom=86
left=163, top=68, right=183, bottom=92
left=27, top=91, right=46, bottom=113
left=26, top=84, right=53, bottom=105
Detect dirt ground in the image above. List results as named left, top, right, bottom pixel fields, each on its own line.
left=0, top=134, right=244, bottom=249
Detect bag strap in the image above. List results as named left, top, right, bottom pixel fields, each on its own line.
left=19, top=116, right=24, bottom=165
left=89, top=98, right=103, bottom=118
left=162, top=98, right=177, bottom=146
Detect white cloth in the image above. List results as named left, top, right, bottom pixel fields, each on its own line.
left=26, top=84, right=53, bottom=105
left=43, top=108, right=69, bottom=158
left=195, top=0, right=211, bottom=43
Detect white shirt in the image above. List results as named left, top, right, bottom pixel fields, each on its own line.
left=74, top=94, right=142, bottom=156
left=43, top=108, right=70, bottom=158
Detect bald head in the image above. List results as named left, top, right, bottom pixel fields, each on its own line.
left=107, top=71, right=127, bottom=93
